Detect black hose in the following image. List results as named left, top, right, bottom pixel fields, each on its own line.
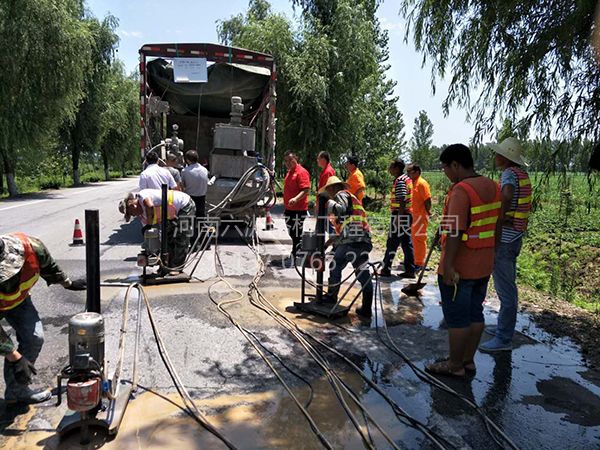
left=368, top=265, right=521, bottom=450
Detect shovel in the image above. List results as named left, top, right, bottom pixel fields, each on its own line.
left=401, top=232, right=440, bottom=296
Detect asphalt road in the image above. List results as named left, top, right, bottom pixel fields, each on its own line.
left=1, top=180, right=600, bottom=450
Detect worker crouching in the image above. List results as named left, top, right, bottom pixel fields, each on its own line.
left=320, top=177, right=374, bottom=318
left=119, top=189, right=196, bottom=270
left=0, top=233, right=86, bottom=404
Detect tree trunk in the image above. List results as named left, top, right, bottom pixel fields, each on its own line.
left=102, top=151, right=110, bottom=181
left=1, top=150, right=18, bottom=196
left=72, top=146, right=80, bottom=185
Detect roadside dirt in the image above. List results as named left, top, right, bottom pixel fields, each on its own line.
left=519, top=286, right=600, bottom=370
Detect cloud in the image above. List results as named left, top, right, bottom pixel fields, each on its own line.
left=378, top=16, right=404, bottom=35
left=120, top=30, right=143, bottom=38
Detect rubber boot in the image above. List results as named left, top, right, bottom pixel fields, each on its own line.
left=356, top=291, right=373, bottom=318
left=320, top=286, right=339, bottom=304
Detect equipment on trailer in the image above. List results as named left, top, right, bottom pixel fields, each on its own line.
left=136, top=184, right=191, bottom=285
left=139, top=43, right=277, bottom=225
left=293, top=194, right=366, bottom=319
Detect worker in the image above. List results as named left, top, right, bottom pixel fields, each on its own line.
left=181, top=150, right=210, bottom=249
left=317, top=151, right=336, bottom=190
left=0, top=233, right=86, bottom=404
left=119, top=189, right=196, bottom=268
left=320, top=176, right=373, bottom=318
left=425, top=144, right=501, bottom=377
left=479, top=137, right=532, bottom=352
left=283, top=151, right=310, bottom=258
left=165, top=153, right=183, bottom=190
left=406, top=163, right=432, bottom=270
left=139, top=151, right=177, bottom=190
left=378, top=159, right=415, bottom=278
left=344, top=156, right=366, bottom=202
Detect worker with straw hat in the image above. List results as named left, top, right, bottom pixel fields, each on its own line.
left=479, top=137, right=532, bottom=353
left=319, top=176, right=374, bottom=318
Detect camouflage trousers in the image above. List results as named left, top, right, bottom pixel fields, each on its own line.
left=166, top=200, right=196, bottom=267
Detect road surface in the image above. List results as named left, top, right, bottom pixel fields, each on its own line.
left=1, top=179, right=600, bottom=449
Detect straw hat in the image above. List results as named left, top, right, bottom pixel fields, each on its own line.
left=0, top=235, right=25, bottom=283
left=492, top=137, right=529, bottom=167
left=318, top=176, right=349, bottom=193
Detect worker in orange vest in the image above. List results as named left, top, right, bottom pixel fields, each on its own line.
left=479, top=137, right=532, bottom=352
left=406, top=163, right=432, bottom=270
left=344, top=156, right=366, bottom=202
left=378, top=159, right=416, bottom=278
left=0, top=234, right=86, bottom=404
left=320, top=176, right=374, bottom=318
left=425, top=144, right=501, bottom=377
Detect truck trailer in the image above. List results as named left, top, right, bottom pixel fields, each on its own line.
left=138, top=43, right=277, bottom=224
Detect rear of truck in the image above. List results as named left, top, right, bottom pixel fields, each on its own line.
left=138, top=43, right=277, bottom=223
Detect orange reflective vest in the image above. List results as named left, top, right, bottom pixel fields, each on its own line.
left=332, top=190, right=371, bottom=235
left=151, top=190, right=177, bottom=224
left=504, top=167, right=532, bottom=232
left=458, top=181, right=501, bottom=248
left=0, top=234, right=40, bottom=312
left=390, top=174, right=412, bottom=212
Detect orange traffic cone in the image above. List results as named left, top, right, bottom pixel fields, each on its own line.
left=72, top=219, right=84, bottom=246
left=264, top=208, right=274, bottom=231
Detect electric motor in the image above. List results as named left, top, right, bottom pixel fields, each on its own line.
left=68, top=312, right=105, bottom=371
left=143, top=228, right=161, bottom=255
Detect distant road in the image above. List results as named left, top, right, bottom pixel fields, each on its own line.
left=0, top=178, right=139, bottom=260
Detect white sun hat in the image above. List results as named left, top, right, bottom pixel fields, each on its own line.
left=492, top=137, right=529, bottom=167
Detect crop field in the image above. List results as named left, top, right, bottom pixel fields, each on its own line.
left=366, top=171, right=600, bottom=311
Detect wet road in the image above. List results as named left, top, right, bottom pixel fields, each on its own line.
left=1, top=184, right=600, bottom=449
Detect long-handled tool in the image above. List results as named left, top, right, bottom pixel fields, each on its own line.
left=401, top=232, right=440, bottom=296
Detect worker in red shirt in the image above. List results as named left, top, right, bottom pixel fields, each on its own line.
left=317, top=151, right=336, bottom=190
left=283, top=151, right=310, bottom=257
left=317, top=151, right=336, bottom=234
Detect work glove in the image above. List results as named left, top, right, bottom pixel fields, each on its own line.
left=8, top=356, right=37, bottom=385
left=64, top=278, right=87, bottom=291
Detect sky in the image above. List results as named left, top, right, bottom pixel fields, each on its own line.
left=87, top=0, right=476, bottom=146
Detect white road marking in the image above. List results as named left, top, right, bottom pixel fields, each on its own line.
left=0, top=199, right=49, bottom=212
left=0, top=180, right=137, bottom=212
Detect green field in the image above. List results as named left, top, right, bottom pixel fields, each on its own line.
left=364, top=171, right=600, bottom=311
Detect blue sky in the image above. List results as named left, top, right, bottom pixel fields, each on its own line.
left=87, top=0, right=475, bottom=146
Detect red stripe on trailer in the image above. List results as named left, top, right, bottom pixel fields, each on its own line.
left=235, top=54, right=253, bottom=60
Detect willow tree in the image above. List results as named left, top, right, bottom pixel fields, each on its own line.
left=219, top=0, right=404, bottom=180
left=67, top=14, right=119, bottom=185
left=0, top=0, right=91, bottom=196
left=401, top=0, right=600, bottom=141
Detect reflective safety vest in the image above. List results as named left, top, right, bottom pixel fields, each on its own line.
left=333, top=190, right=371, bottom=235
left=458, top=180, right=501, bottom=248
left=0, top=233, right=40, bottom=312
left=503, top=167, right=532, bottom=232
left=151, top=190, right=178, bottom=224
left=390, top=174, right=412, bottom=212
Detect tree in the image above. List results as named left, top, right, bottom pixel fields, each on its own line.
left=99, top=63, right=139, bottom=179
left=218, top=0, right=400, bottom=181
left=65, top=14, right=119, bottom=185
left=401, top=0, right=600, bottom=142
left=0, top=0, right=91, bottom=196
left=409, top=110, right=436, bottom=169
